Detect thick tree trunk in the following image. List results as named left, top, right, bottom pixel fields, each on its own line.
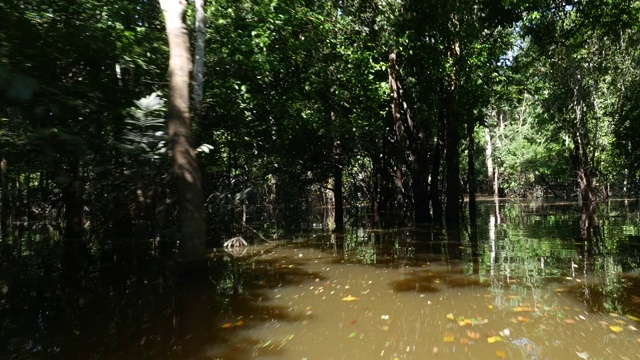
left=160, top=0, right=206, bottom=263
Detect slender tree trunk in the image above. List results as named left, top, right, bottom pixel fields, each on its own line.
left=333, top=164, right=344, bottom=232
left=160, top=0, right=206, bottom=263
left=467, top=118, right=477, bottom=221
left=445, top=84, right=461, bottom=225
left=485, top=125, right=495, bottom=196
left=333, top=119, right=344, bottom=232
left=430, top=101, right=446, bottom=223
left=571, top=71, right=597, bottom=211
left=445, top=33, right=462, bottom=225
left=63, top=159, right=84, bottom=241
left=387, top=52, right=406, bottom=218
left=192, top=0, right=206, bottom=121
left=370, top=153, right=380, bottom=224
left=1, top=158, right=10, bottom=260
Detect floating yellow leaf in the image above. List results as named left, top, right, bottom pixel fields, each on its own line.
left=221, top=323, right=234, bottom=328
left=488, top=305, right=494, bottom=309
left=342, top=295, right=358, bottom=301
left=609, top=325, right=623, bottom=333
left=235, top=320, right=245, bottom=326
left=443, top=335, right=455, bottom=342
left=615, top=319, right=626, bottom=324
left=446, top=313, right=455, bottom=320
left=487, top=336, right=503, bottom=343
left=460, top=338, right=470, bottom=344
left=626, top=314, right=640, bottom=321
left=514, top=306, right=533, bottom=312
left=496, top=350, right=506, bottom=358
left=516, top=316, right=530, bottom=323
left=458, top=320, right=468, bottom=327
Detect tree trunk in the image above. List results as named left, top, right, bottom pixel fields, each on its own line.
left=467, top=118, right=477, bottom=221
left=160, top=0, right=207, bottom=263
left=63, top=159, right=84, bottom=241
left=430, top=101, right=446, bottom=223
left=445, top=84, right=461, bottom=225
left=192, top=0, right=206, bottom=121
left=333, top=164, right=344, bottom=232
left=333, top=123, right=344, bottom=232
left=485, top=125, right=495, bottom=196
left=387, top=52, right=406, bottom=218
left=1, top=158, right=10, bottom=260
left=571, top=71, right=597, bottom=211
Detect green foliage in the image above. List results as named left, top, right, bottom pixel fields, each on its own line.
left=117, top=93, right=167, bottom=160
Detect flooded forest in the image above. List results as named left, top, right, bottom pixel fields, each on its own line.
left=2, top=0, right=640, bottom=359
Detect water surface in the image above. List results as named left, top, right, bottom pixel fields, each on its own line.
left=2, top=199, right=640, bottom=359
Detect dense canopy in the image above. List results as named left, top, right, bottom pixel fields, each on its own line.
left=1, top=0, right=640, bottom=256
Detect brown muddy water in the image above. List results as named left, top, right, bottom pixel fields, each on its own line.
left=2, top=199, right=640, bottom=359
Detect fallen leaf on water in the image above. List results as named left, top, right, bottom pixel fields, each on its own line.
left=446, top=313, right=455, bottom=320
left=348, top=332, right=357, bottom=338
left=514, top=306, right=533, bottom=312
left=342, top=295, right=358, bottom=301
left=626, top=314, right=640, bottom=321
left=496, top=350, right=506, bottom=358
left=576, top=351, right=589, bottom=359
left=488, top=305, right=494, bottom=309
left=380, top=325, right=389, bottom=331
left=516, top=316, right=530, bottom=323
left=221, top=323, right=234, bottom=328
left=460, top=338, right=470, bottom=344
left=466, top=330, right=481, bottom=339
left=432, top=347, right=438, bottom=354
left=609, top=325, right=623, bottom=333
left=235, top=320, right=244, bottom=326
left=563, top=319, right=576, bottom=324
left=443, top=335, right=455, bottom=342
left=610, top=313, right=620, bottom=317
left=487, top=336, right=503, bottom=343
left=628, top=325, right=637, bottom=331
left=615, top=319, right=626, bottom=324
